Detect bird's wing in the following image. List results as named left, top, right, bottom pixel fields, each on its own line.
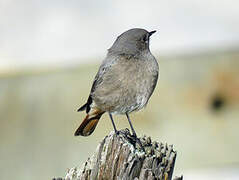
left=90, top=54, right=136, bottom=97
left=90, top=56, right=117, bottom=95
left=77, top=55, right=117, bottom=113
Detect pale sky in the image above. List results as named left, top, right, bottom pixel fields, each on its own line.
left=0, top=0, right=239, bottom=71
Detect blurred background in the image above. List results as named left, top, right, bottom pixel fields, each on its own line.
left=1, top=0, right=239, bottom=179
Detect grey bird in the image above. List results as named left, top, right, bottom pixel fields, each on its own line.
left=75, top=28, right=159, bottom=138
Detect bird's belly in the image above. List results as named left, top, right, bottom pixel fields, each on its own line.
left=107, top=77, right=153, bottom=114
left=113, top=93, right=148, bottom=114
left=93, top=78, right=151, bottom=114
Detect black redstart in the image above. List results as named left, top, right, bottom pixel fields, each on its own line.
left=75, top=28, right=159, bottom=139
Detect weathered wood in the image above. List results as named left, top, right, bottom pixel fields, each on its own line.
left=56, top=129, right=182, bottom=180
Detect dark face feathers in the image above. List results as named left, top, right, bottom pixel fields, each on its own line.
left=108, top=28, right=156, bottom=55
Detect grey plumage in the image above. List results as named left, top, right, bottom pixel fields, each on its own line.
left=75, top=28, right=159, bottom=137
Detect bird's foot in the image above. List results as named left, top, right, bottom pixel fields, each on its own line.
left=132, top=133, right=145, bottom=152
left=114, top=130, right=119, bottom=135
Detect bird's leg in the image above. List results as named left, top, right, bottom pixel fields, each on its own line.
left=109, top=113, right=119, bottom=135
left=126, top=113, right=144, bottom=151
left=126, top=112, right=137, bottom=137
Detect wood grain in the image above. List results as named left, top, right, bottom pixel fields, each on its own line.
left=57, top=129, right=182, bottom=180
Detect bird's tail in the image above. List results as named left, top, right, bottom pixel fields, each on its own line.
left=74, top=108, right=105, bottom=136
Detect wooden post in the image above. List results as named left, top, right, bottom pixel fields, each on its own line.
left=55, top=129, right=182, bottom=180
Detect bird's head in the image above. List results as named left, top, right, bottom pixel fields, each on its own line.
left=108, top=28, right=156, bottom=56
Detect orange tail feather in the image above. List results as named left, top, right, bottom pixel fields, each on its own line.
left=74, top=109, right=104, bottom=136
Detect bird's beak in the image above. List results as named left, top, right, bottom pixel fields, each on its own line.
left=148, top=30, right=156, bottom=37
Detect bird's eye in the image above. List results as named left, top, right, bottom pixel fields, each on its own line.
left=142, top=35, right=148, bottom=42
left=143, top=35, right=147, bottom=41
